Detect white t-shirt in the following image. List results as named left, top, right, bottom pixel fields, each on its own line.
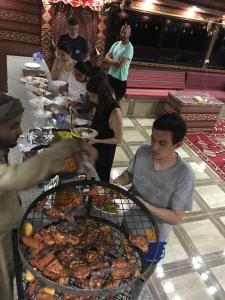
left=67, top=74, right=86, bottom=100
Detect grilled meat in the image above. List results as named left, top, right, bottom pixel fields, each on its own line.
left=129, top=235, right=149, bottom=253
left=46, top=208, right=74, bottom=223
left=31, top=252, right=55, bottom=271
left=54, top=190, right=83, bottom=210
left=85, top=250, right=98, bottom=263
left=21, top=236, right=44, bottom=250
left=27, top=278, right=38, bottom=297
left=44, top=259, right=68, bottom=281
left=70, top=265, right=91, bottom=280
left=58, top=246, right=79, bottom=262
left=111, top=258, right=133, bottom=280
left=91, top=261, right=110, bottom=272
left=90, top=275, right=104, bottom=289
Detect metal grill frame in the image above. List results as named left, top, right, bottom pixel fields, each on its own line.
left=17, top=180, right=160, bottom=298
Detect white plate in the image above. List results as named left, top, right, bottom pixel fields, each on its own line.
left=52, top=80, right=67, bottom=87
left=24, top=62, right=40, bottom=69
left=54, top=96, right=73, bottom=105
left=74, top=118, right=88, bottom=126
left=71, top=127, right=98, bottom=139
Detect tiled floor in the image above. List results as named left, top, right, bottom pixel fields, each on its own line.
left=111, top=117, right=225, bottom=300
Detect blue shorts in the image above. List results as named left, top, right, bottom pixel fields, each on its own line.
left=142, top=241, right=167, bottom=266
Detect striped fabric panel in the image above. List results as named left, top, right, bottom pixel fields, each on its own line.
left=185, top=72, right=225, bottom=90
left=126, top=88, right=172, bottom=99
left=127, top=68, right=185, bottom=89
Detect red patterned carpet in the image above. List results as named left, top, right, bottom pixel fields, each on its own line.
left=185, top=130, right=225, bottom=181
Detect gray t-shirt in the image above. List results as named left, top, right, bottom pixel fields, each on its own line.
left=126, top=144, right=195, bottom=241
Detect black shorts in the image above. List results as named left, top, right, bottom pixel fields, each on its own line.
left=108, top=74, right=127, bottom=100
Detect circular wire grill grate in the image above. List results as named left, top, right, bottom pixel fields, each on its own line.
left=18, top=180, right=159, bottom=299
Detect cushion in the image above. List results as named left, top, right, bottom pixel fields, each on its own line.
left=127, top=68, right=185, bottom=90
left=126, top=88, right=173, bottom=100
left=185, top=72, right=225, bottom=90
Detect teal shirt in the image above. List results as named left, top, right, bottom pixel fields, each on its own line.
left=108, top=41, right=134, bottom=81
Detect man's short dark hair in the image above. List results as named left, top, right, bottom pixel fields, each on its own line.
left=68, top=16, right=79, bottom=26
left=153, top=113, right=187, bottom=144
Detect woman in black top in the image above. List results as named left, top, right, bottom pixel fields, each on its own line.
left=86, top=76, right=123, bottom=181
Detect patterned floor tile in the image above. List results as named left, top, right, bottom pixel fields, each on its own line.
left=159, top=231, right=189, bottom=264
left=110, top=166, right=128, bottom=179
left=182, top=219, right=225, bottom=255
left=135, top=118, right=155, bottom=127
left=122, top=117, right=135, bottom=127
left=123, top=129, right=147, bottom=143
left=195, top=185, right=225, bottom=208
left=176, top=147, right=191, bottom=158
left=189, top=162, right=211, bottom=180
left=114, top=146, right=130, bottom=162
left=210, top=264, right=225, bottom=291
left=161, top=272, right=214, bottom=300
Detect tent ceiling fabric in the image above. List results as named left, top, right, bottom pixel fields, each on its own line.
left=42, top=0, right=105, bottom=11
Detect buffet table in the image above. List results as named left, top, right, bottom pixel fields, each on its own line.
left=165, top=91, right=223, bottom=131
left=7, top=56, right=154, bottom=300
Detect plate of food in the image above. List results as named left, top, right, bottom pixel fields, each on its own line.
left=29, top=97, right=53, bottom=110
left=27, top=86, right=51, bottom=97
left=71, top=127, right=98, bottom=139
left=21, top=76, right=48, bottom=88
left=24, top=62, right=40, bottom=69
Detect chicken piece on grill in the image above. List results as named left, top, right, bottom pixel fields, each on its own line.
left=36, top=293, right=57, bottom=300
left=91, top=261, right=110, bottom=272
left=46, top=208, right=74, bottom=223
left=21, top=236, right=44, bottom=251
left=54, top=191, right=83, bottom=210
left=86, top=185, right=99, bottom=197
left=27, top=278, right=38, bottom=297
left=99, top=224, right=112, bottom=234
left=58, top=246, right=80, bottom=262
left=31, top=252, right=55, bottom=271
left=90, top=275, right=104, bottom=289
left=104, top=279, right=121, bottom=289
left=111, top=258, right=133, bottom=280
left=41, top=230, right=55, bottom=246
left=64, top=294, right=94, bottom=300
left=70, top=265, right=91, bottom=280
left=43, top=259, right=68, bottom=281
left=85, top=250, right=98, bottom=263
left=129, top=235, right=149, bottom=253
left=69, top=259, right=85, bottom=270
left=84, top=218, right=97, bottom=226
left=122, top=239, right=135, bottom=256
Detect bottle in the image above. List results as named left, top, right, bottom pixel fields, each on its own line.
left=32, top=50, right=43, bottom=64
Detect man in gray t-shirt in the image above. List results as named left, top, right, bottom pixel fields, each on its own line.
left=113, top=113, right=195, bottom=262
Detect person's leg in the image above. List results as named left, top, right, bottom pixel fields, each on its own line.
left=108, top=74, right=119, bottom=100
left=116, top=80, right=127, bottom=101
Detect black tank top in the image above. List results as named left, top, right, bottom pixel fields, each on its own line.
left=91, top=101, right=120, bottom=139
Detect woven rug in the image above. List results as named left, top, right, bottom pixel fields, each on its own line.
left=214, top=120, right=225, bottom=134
left=185, top=132, right=225, bottom=181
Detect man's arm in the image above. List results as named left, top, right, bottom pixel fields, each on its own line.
left=104, top=51, right=119, bottom=67
left=0, top=139, right=87, bottom=193
left=136, top=195, right=185, bottom=225
left=112, top=169, right=133, bottom=186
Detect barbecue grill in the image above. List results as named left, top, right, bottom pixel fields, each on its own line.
left=14, top=180, right=159, bottom=300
